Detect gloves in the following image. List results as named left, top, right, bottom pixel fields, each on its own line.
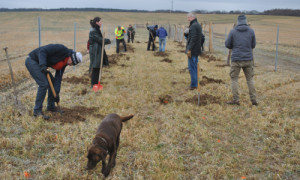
left=41, top=66, right=49, bottom=74
left=54, top=95, right=60, bottom=103
left=187, top=50, right=192, bottom=59
left=104, top=39, right=111, bottom=45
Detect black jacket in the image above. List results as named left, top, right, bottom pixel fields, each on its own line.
left=186, top=18, right=203, bottom=56
left=29, top=44, right=73, bottom=69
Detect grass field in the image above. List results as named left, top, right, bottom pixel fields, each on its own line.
left=0, top=12, right=300, bottom=179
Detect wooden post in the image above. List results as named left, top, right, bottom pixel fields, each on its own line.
left=209, top=22, right=213, bottom=53
left=181, top=26, right=185, bottom=45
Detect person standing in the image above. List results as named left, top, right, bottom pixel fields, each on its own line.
left=156, top=26, right=168, bottom=52
left=115, top=25, right=127, bottom=53
left=25, top=44, right=82, bottom=120
left=127, top=24, right=135, bottom=43
left=186, top=12, right=203, bottom=90
left=147, top=25, right=158, bottom=51
left=225, top=15, right=257, bottom=106
left=89, top=17, right=111, bottom=87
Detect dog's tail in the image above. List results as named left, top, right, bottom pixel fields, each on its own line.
left=120, top=114, right=134, bottom=122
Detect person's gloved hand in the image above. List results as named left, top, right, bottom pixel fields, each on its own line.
left=41, top=66, right=49, bottom=74
left=104, top=39, right=111, bottom=45
left=187, top=50, right=192, bottom=58
left=54, top=95, right=60, bottom=103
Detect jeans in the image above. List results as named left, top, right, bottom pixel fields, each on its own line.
left=188, top=56, right=199, bottom=88
left=230, top=60, right=256, bottom=102
left=159, top=38, right=166, bottom=52
left=25, top=57, right=63, bottom=113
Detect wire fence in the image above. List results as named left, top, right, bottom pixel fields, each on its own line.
left=1, top=17, right=300, bottom=72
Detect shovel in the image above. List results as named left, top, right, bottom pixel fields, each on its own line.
left=197, top=62, right=201, bottom=106
left=46, top=73, right=62, bottom=114
left=93, top=32, right=105, bottom=92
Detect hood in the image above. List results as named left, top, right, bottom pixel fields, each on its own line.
left=235, top=24, right=249, bottom=32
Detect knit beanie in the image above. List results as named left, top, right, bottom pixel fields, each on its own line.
left=237, top=15, right=247, bottom=25
left=71, top=51, right=83, bottom=65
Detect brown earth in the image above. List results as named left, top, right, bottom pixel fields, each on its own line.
left=64, top=75, right=90, bottom=85
left=108, top=53, right=126, bottom=65
left=158, top=95, right=173, bottom=105
left=200, top=76, right=224, bottom=86
left=154, top=52, right=169, bottom=57
left=185, top=94, right=220, bottom=106
left=45, top=106, right=103, bottom=124
left=160, top=58, right=172, bottom=63
left=126, top=44, right=135, bottom=53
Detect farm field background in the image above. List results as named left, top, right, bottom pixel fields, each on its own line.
left=0, top=12, right=299, bottom=179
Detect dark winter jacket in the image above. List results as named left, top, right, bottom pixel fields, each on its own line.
left=225, top=24, right=256, bottom=61
left=147, top=25, right=157, bottom=40
left=29, top=44, right=73, bottom=70
left=89, top=26, right=109, bottom=71
left=127, top=26, right=135, bottom=36
left=156, top=27, right=168, bottom=39
left=186, top=18, right=203, bottom=56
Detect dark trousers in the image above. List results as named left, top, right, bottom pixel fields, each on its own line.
left=147, top=37, right=155, bottom=51
left=127, top=34, right=134, bottom=43
left=25, top=57, right=61, bottom=113
left=116, top=39, right=127, bottom=53
left=91, top=68, right=100, bottom=86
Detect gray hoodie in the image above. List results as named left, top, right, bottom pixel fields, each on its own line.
left=225, top=24, right=256, bottom=61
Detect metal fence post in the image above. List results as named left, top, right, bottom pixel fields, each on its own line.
left=275, top=25, right=279, bottom=72
left=74, top=22, right=77, bottom=51
left=38, top=16, right=41, bottom=48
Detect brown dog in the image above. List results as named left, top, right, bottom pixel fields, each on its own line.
left=86, top=113, right=133, bottom=177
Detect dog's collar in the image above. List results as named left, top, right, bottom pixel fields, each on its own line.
left=93, top=136, right=109, bottom=153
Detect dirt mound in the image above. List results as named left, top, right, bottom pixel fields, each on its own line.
left=185, top=94, right=220, bottom=106
left=178, top=50, right=186, bottom=53
left=158, top=95, right=173, bottom=105
left=154, top=52, right=169, bottom=57
left=108, top=53, right=126, bottom=64
left=76, top=88, right=88, bottom=96
left=200, top=76, right=224, bottom=86
left=136, top=41, right=141, bottom=43
left=160, top=58, right=172, bottom=63
left=126, top=44, right=135, bottom=53
left=201, top=53, right=221, bottom=62
left=64, top=76, right=90, bottom=85
left=46, top=106, right=103, bottom=124
left=216, top=64, right=230, bottom=67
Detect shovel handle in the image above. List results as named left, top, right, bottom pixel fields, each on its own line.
left=98, top=32, right=105, bottom=83
left=46, top=73, right=57, bottom=98
left=197, top=62, right=200, bottom=93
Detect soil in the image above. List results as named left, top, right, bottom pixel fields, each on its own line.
left=158, top=95, right=173, bottom=105
left=216, top=64, right=230, bottom=67
left=46, top=106, right=103, bottom=124
left=180, top=67, right=189, bottom=73
left=200, top=76, right=224, bottom=86
left=76, top=88, right=88, bottom=96
left=136, top=41, right=141, bottom=43
left=185, top=94, right=220, bottom=106
left=108, top=53, right=126, bottom=64
left=160, top=58, right=172, bottom=63
left=126, top=44, right=135, bottom=53
left=64, top=75, right=90, bottom=85
left=178, top=50, right=186, bottom=53
left=154, top=52, right=169, bottom=57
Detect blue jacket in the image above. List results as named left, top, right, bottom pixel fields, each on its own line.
left=225, top=24, right=256, bottom=61
left=156, top=27, right=168, bottom=39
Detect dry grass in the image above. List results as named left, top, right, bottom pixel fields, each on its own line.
left=0, top=12, right=300, bottom=179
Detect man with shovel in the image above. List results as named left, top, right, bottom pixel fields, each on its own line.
left=25, top=44, right=82, bottom=120
left=146, top=24, right=158, bottom=51
left=127, top=24, right=135, bottom=43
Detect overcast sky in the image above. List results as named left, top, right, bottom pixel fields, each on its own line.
left=1, top=0, right=300, bottom=12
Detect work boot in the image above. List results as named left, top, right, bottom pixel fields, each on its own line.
left=34, top=112, right=50, bottom=120
left=47, top=107, right=64, bottom=113
left=251, top=100, right=258, bottom=106
left=226, top=100, right=240, bottom=105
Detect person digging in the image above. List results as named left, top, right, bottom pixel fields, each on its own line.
left=25, top=44, right=83, bottom=120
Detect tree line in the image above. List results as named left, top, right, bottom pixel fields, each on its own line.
left=0, top=8, right=299, bottom=16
